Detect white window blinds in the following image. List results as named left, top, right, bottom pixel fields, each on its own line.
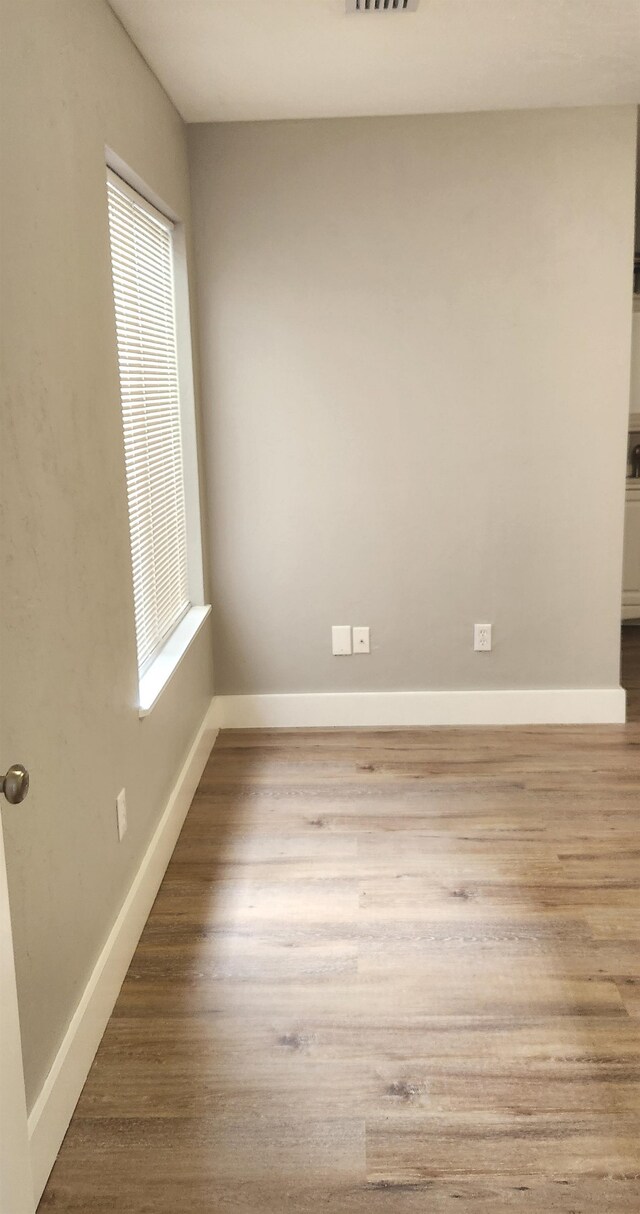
left=106, top=171, right=190, bottom=675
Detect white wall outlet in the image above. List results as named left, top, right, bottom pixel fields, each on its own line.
left=116, top=788, right=127, bottom=841
left=353, top=626, right=370, bottom=654
left=474, top=623, right=492, bottom=652
left=332, top=625, right=352, bottom=655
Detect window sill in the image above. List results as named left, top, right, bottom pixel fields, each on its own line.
left=138, top=605, right=211, bottom=718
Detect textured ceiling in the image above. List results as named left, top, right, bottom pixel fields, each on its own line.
left=109, top=0, right=640, bottom=123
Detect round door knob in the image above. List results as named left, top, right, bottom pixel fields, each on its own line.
left=1, top=764, right=29, bottom=805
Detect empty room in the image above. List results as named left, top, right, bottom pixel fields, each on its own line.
left=2, top=1, right=640, bottom=1211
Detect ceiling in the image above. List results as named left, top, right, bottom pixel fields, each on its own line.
left=109, top=0, right=640, bottom=124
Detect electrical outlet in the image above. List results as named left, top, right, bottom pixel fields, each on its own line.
left=116, top=788, right=127, bottom=841
left=332, top=625, right=352, bottom=655
left=353, top=626, right=370, bottom=654
left=474, top=623, right=492, bottom=652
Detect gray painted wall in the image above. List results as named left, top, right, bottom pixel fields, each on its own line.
left=1, top=0, right=214, bottom=1108
left=189, top=108, right=637, bottom=695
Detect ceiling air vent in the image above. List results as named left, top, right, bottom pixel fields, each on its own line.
left=346, top=0, right=420, bottom=12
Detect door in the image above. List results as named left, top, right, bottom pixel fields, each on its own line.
left=622, top=483, right=640, bottom=620
left=0, top=765, right=34, bottom=1214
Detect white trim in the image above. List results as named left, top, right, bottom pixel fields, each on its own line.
left=207, top=696, right=226, bottom=733
left=0, top=825, right=32, bottom=1214
left=211, top=688, right=626, bottom=728
left=105, top=147, right=181, bottom=225
left=106, top=166, right=174, bottom=231
left=172, top=219, right=206, bottom=610
left=138, top=606, right=211, bottom=717
left=28, top=700, right=219, bottom=1207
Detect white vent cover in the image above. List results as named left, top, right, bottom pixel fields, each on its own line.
left=346, top=0, right=419, bottom=12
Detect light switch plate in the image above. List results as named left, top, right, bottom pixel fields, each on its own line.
left=332, top=625, right=352, bottom=655
left=353, top=626, right=370, bottom=653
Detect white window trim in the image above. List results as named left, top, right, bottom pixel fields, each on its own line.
left=106, top=153, right=209, bottom=717
left=138, top=605, right=211, bottom=717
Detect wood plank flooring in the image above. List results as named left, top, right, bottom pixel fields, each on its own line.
left=39, top=725, right=640, bottom=1212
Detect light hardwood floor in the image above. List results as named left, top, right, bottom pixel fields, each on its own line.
left=39, top=725, right=640, bottom=1212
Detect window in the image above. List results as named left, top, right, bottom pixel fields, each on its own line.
left=106, top=168, right=208, bottom=713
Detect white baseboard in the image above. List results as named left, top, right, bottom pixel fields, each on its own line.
left=211, top=687, right=626, bottom=728
left=28, top=701, right=219, bottom=1207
